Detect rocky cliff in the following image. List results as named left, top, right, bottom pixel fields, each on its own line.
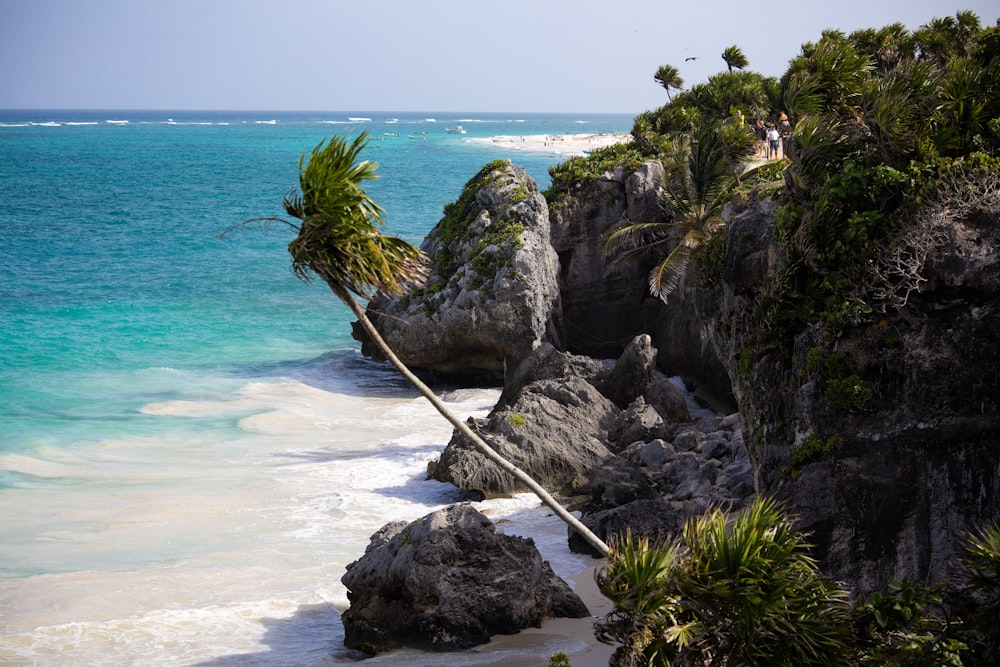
left=357, top=156, right=999, bottom=595
left=352, top=160, right=561, bottom=380
left=673, top=174, right=1000, bottom=593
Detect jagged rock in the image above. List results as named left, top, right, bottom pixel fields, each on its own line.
left=353, top=160, right=561, bottom=379
left=584, top=455, right=659, bottom=510
left=341, top=504, right=588, bottom=655
left=430, top=336, right=689, bottom=499
left=606, top=396, right=670, bottom=453
left=572, top=412, right=755, bottom=555
left=549, top=162, right=665, bottom=359
left=599, top=333, right=658, bottom=408
left=429, top=375, right=617, bottom=498
left=569, top=498, right=686, bottom=556
left=496, top=341, right=610, bottom=410
left=698, top=178, right=1000, bottom=593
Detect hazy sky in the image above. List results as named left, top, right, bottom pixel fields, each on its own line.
left=2, top=0, right=997, bottom=113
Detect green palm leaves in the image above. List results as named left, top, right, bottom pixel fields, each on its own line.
left=596, top=497, right=853, bottom=666
left=654, top=65, right=685, bottom=102
left=604, top=126, right=736, bottom=303
left=283, top=133, right=428, bottom=298
left=722, top=45, right=749, bottom=72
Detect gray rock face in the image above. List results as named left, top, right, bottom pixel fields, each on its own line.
left=549, top=162, right=665, bottom=359
left=341, top=504, right=588, bottom=655
left=694, top=178, right=1000, bottom=593
left=353, top=160, right=561, bottom=378
left=428, top=336, right=693, bottom=500
left=429, top=373, right=617, bottom=499
left=571, top=412, right=755, bottom=555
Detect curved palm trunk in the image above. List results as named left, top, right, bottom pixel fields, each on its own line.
left=337, top=286, right=610, bottom=557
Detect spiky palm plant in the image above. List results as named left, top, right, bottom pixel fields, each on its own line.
left=225, top=133, right=610, bottom=556
left=595, top=496, right=853, bottom=666
left=603, top=124, right=739, bottom=303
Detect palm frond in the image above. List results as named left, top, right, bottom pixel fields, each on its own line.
left=648, top=228, right=709, bottom=303
left=281, top=134, right=428, bottom=298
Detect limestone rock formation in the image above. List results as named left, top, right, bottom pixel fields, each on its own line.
left=428, top=335, right=693, bottom=500
left=548, top=162, right=665, bottom=359
left=340, top=504, right=588, bottom=655
left=352, top=160, right=561, bottom=379
left=570, top=412, right=755, bottom=555
left=550, top=160, right=737, bottom=412
left=687, top=181, right=1000, bottom=593
left=428, top=356, right=618, bottom=499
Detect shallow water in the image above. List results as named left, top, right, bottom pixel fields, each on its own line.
left=0, top=110, right=631, bottom=664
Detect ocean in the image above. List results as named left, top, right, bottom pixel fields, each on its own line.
left=0, top=110, right=634, bottom=665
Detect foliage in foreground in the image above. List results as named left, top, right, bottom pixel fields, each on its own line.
left=595, top=496, right=852, bottom=666
left=596, top=497, right=1000, bottom=667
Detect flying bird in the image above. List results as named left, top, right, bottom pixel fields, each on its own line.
left=685, top=56, right=699, bottom=61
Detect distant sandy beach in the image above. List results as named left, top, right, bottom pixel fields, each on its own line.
left=467, top=132, right=632, bottom=157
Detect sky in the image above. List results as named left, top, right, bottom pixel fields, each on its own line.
left=2, top=0, right=997, bottom=114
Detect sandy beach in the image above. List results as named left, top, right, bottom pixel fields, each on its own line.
left=473, top=564, right=616, bottom=667
left=467, top=132, right=632, bottom=157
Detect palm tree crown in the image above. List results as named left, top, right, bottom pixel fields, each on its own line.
left=604, top=125, right=738, bottom=303
left=722, top=45, right=749, bottom=71
left=654, top=64, right=684, bottom=101
left=283, top=133, right=428, bottom=299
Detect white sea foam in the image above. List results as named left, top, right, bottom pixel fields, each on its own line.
left=105, top=119, right=129, bottom=125
left=0, top=377, right=601, bottom=665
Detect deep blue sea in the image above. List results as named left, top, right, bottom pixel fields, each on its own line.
left=0, top=110, right=632, bottom=665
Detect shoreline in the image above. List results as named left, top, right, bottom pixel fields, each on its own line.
left=465, top=132, right=632, bottom=157
left=475, top=564, right=615, bottom=667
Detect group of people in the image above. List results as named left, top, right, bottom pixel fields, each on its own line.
left=753, top=112, right=790, bottom=160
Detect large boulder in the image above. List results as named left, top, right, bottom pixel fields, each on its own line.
left=352, top=160, right=561, bottom=379
left=428, top=374, right=617, bottom=498
left=428, top=336, right=685, bottom=499
left=340, top=504, right=588, bottom=655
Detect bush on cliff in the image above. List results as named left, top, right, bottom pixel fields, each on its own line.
left=595, top=496, right=853, bottom=666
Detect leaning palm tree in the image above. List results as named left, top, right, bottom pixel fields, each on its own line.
left=722, top=45, right=749, bottom=72
left=224, top=133, right=610, bottom=556
left=654, top=64, right=685, bottom=101
left=604, top=124, right=740, bottom=303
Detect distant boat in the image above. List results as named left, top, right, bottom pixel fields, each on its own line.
left=384, top=132, right=399, bottom=137
left=446, top=125, right=467, bottom=134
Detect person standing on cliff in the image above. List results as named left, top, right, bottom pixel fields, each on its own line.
left=767, top=125, right=780, bottom=159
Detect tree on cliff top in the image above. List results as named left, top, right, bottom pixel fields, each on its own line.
left=654, top=64, right=685, bottom=102
left=722, top=45, right=749, bottom=71
left=223, top=133, right=610, bottom=557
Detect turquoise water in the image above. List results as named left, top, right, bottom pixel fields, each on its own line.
left=0, top=110, right=631, bottom=664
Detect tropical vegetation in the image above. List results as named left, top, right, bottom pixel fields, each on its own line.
left=595, top=496, right=853, bottom=666
left=223, top=133, right=610, bottom=556
left=596, top=497, right=1000, bottom=667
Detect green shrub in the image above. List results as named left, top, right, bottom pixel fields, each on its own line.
left=854, top=579, right=966, bottom=666
left=953, top=522, right=1000, bottom=665
left=595, top=496, right=853, bottom=666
